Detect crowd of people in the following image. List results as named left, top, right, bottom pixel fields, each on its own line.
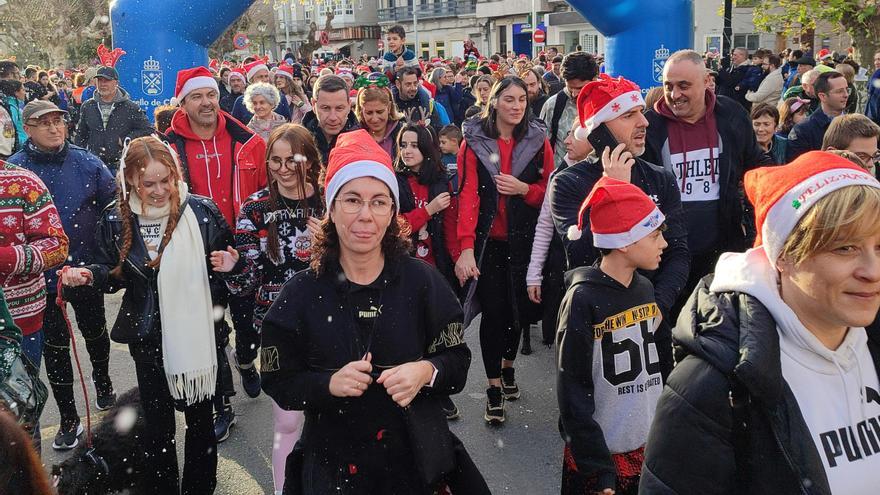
left=1, top=22, right=880, bottom=495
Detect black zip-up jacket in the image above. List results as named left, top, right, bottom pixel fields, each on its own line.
left=260, top=255, right=470, bottom=448
left=643, top=94, right=771, bottom=253
left=547, top=156, right=689, bottom=320
left=86, top=194, right=234, bottom=346
left=640, top=276, right=880, bottom=494
left=74, top=88, right=153, bottom=171
left=300, top=110, right=360, bottom=166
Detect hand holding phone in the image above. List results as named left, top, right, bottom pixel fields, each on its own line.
left=601, top=143, right=635, bottom=183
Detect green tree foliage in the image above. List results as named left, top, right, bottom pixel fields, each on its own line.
left=753, top=0, right=880, bottom=67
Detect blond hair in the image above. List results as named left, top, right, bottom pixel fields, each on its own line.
left=780, top=185, right=880, bottom=266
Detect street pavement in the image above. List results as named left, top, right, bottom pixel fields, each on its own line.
left=40, top=293, right=564, bottom=494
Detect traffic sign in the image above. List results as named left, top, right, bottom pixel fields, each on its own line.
left=533, top=29, right=545, bottom=44
left=232, top=32, right=250, bottom=50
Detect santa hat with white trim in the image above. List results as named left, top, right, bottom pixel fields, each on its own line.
left=573, top=74, right=645, bottom=142
left=567, top=176, right=665, bottom=245
left=324, top=129, right=399, bottom=212
left=227, top=68, right=247, bottom=84
left=172, top=66, right=219, bottom=106
left=745, top=150, right=880, bottom=268
left=243, top=60, right=269, bottom=82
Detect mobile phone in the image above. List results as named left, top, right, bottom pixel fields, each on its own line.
left=587, top=122, right=620, bottom=156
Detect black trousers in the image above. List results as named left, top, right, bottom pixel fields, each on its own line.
left=477, top=239, right=526, bottom=380
left=131, top=344, right=217, bottom=495
left=229, top=293, right=257, bottom=365
left=43, top=287, right=111, bottom=423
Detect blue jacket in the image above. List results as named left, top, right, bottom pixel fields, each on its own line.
left=7, top=141, right=116, bottom=292
left=786, top=108, right=834, bottom=161
left=866, top=69, right=880, bottom=125
left=231, top=94, right=291, bottom=125
left=434, top=83, right=464, bottom=125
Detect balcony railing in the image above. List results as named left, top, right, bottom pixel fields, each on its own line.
left=378, top=0, right=476, bottom=23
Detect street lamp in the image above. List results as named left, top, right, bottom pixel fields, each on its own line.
left=257, top=20, right=267, bottom=57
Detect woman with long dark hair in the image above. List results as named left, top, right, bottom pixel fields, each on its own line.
left=211, top=124, right=323, bottom=495
left=261, top=129, right=486, bottom=494
left=62, top=135, right=233, bottom=494
left=455, top=76, right=553, bottom=424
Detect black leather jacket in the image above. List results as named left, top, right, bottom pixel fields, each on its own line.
left=86, top=194, right=234, bottom=346
left=640, top=276, right=880, bottom=494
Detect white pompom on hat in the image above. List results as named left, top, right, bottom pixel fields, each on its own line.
left=573, top=74, right=645, bottom=142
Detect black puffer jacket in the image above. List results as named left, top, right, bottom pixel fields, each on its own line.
left=640, top=276, right=880, bottom=494
left=86, top=194, right=235, bottom=346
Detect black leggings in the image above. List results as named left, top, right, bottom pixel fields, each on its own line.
left=43, top=287, right=111, bottom=422
left=131, top=344, right=217, bottom=495
left=477, top=239, right=525, bottom=380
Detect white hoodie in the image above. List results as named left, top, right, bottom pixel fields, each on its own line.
left=710, top=248, right=880, bottom=494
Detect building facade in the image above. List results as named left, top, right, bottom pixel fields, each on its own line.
left=273, top=0, right=382, bottom=59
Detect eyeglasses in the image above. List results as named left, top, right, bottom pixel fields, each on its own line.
left=827, top=87, right=853, bottom=96
left=334, top=196, right=394, bottom=216
left=854, top=151, right=880, bottom=167
left=26, top=118, right=65, bottom=130
left=267, top=156, right=307, bottom=171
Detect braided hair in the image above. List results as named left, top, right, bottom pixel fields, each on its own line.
left=110, top=136, right=183, bottom=279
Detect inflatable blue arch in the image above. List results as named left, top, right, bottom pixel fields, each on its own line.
left=110, top=0, right=693, bottom=119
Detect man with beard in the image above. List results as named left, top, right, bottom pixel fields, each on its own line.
left=746, top=53, right=784, bottom=108
left=643, top=49, right=771, bottom=319
left=220, top=69, right=246, bottom=114
left=74, top=66, right=153, bottom=172
left=165, top=67, right=268, bottom=443
left=548, top=74, right=689, bottom=379
left=300, top=74, right=359, bottom=165
left=521, top=67, right=548, bottom=121
left=391, top=66, right=442, bottom=133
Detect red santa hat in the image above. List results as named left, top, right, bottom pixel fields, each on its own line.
left=817, top=48, right=832, bottom=61
left=573, top=74, right=645, bottom=142
left=567, top=176, right=665, bottom=245
left=745, top=151, right=880, bottom=268
left=228, top=68, right=247, bottom=84
left=172, top=66, right=219, bottom=106
left=275, top=64, right=294, bottom=80
left=243, top=60, right=269, bottom=82
left=208, top=58, right=219, bottom=73
left=324, top=130, right=399, bottom=212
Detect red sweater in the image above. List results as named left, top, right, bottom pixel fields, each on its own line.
left=0, top=162, right=69, bottom=334
left=400, top=175, right=460, bottom=264
left=457, top=138, right=553, bottom=251
left=167, top=110, right=268, bottom=225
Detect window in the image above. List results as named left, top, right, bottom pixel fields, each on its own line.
left=435, top=41, right=445, bottom=59
left=705, top=35, right=721, bottom=54
left=562, top=31, right=579, bottom=53
left=421, top=42, right=430, bottom=60
left=405, top=43, right=415, bottom=54
left=580, top=33, right=598, bottom=54
left=733, top=33, right=760, bottom=52
left=346, top=0, right=354, bottom=14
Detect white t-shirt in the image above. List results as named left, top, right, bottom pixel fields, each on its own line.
left=139, top=216, right=168, bottom=260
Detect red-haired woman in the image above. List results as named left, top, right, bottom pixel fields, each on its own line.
left=61, top=135, right=234, bottom=494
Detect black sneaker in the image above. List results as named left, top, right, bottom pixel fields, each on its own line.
left=501, top=367, right=521, bottom=400
left=484, top=386, right=505, bottom=424
left=52, top=419, right=83, bottom=451
left=95, top=391, right=117, bottom=411
left=441, top=396, right=460, bottom=420
left=238, top=364, right=261, bottom=398
left=214, top=407, right=237, bottom=443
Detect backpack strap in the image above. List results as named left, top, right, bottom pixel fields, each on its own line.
left=548, top=91, right=569, bottom=152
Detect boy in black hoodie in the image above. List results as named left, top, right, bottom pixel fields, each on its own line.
left=557, top=177, right=667, bottom=495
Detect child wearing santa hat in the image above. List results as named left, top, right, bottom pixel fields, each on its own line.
left=642, top=151, right=880, bottom=493
left=556, top=176, right=667, bottom=495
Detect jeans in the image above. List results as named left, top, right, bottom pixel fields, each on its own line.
left=131, top=343, right=217, bottom=494
left=43, top=288, right=111, bottom=423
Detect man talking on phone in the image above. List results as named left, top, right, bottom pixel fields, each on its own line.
left=548, top=74, right=689, bottom=379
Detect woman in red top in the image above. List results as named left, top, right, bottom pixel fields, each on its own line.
left=455, top=76, right=553, bottom=425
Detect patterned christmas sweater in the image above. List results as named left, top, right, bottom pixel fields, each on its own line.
left=0, top=161, right=68, bottom=335
left=225, top=188, right=322, bottom=330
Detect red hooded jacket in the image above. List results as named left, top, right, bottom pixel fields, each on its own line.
left=165, top=110, right=267, bottom=225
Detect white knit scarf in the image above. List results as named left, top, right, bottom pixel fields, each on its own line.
left=129, top=182, right=217, bottom=405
